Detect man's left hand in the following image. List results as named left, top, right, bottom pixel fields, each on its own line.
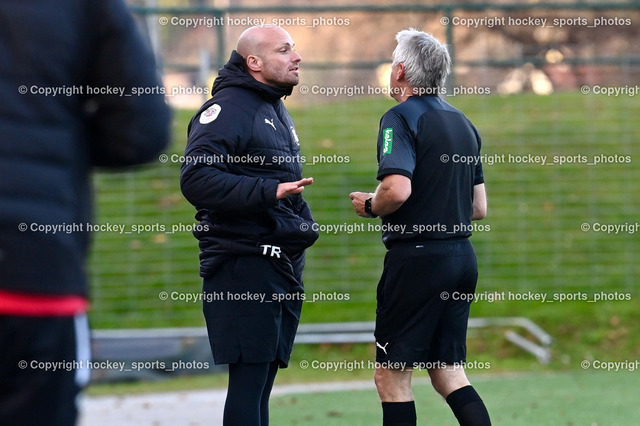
left=349, top=191, right=375, bottom=218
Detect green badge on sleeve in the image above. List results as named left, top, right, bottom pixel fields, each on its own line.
left=383, top=128, right=393, bottom=155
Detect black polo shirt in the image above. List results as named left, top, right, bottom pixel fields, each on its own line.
left=376, top=95, right=484, bottom=248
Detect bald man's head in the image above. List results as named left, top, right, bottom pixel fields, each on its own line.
left=236, top=26, right=302, bottom=88
left=237, top=25, right=285, bottom=57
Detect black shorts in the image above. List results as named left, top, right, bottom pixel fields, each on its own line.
left=374, top=239, right=478, bottom=365
left=202, top=255, right=303, bottom=367
left=0, top=314, right=90, bottom=426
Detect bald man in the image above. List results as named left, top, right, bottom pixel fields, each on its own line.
left=180, top=26, right=318, bottom=425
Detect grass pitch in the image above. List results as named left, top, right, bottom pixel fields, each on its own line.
left=270, top=370, right=638, bottom=425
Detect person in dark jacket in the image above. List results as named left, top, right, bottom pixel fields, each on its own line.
left=180, top=25, right=318, bottom=425
left=0, top=1, right=171, bottom=425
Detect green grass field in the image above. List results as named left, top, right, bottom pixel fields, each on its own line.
left=269, top=370, right=640, bottom=425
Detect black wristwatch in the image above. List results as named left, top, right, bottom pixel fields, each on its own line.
left=364, top=197, right=378, bottom=218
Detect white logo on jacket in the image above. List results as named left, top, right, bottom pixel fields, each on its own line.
left=264, top=118, right=276, bottom=130
left=290, top=126, right=300, bottom=145
left=199, top=104, right=221, bottom=124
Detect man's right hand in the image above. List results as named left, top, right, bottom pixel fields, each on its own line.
left=276, top=177, right=314, bottom=199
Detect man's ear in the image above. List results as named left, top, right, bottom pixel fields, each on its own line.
left=395, top=63, right=406, bottom=82
left=246, top=55, right=262, bottom=73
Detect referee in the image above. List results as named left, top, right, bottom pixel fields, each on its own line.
left=350, top=29, right=491, bottom=426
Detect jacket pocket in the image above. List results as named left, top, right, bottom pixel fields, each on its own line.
left=262, top=201, right=319, bottom=255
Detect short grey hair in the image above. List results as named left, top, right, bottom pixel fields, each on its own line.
left=392, top=28, right=451, bottom=89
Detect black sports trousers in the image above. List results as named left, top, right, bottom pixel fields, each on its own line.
left=202, top=255, right=303, bottom=367
left=0, top=314, right=91, bottom=426
left=375, top=239, right=478, bottom=365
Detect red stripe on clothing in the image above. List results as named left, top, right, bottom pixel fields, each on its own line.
left=0, top=290, right=88, bottom=316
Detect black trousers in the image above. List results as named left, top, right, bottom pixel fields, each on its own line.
left=375, top=239, right=478, bottom=364
left=203, top=255, right=303, bottom=367
left=0, top=314, right=90, bottom=426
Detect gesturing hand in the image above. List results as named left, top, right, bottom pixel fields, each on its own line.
left=276, top=177, right=314, bottom=199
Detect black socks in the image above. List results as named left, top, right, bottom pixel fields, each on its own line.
left=445, top=385, right=492, bottom=426
left=382, top=401, right=417, bottom=426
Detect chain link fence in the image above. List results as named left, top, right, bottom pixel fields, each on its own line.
left=88, top=1, right=640, bottom=329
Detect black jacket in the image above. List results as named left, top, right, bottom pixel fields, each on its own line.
left=0, top=0, right=171, bottom=297
left=180, top=51, right=318, bottom=282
